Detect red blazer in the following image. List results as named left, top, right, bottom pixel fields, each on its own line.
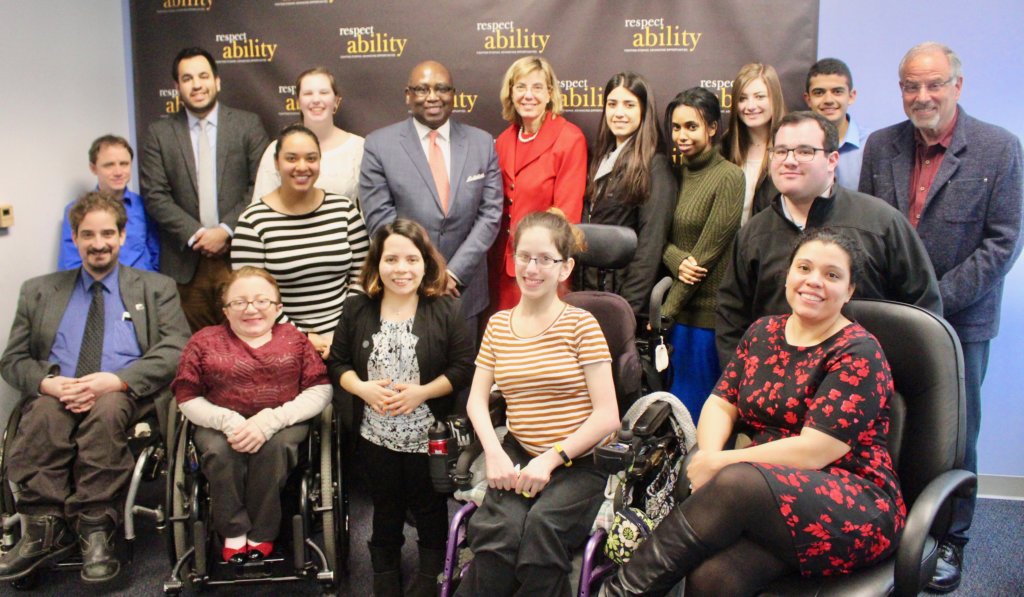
left=492, top=113, right=587, bottom=277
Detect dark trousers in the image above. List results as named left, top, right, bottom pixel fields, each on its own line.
left=193, top=423, right=308, bottom=541
left=178, top=254, right=230, bottom=333
left=357, top=437, right=449, bottom=551
left=949, top=339, right=989, bottom=545
left=456, top=436, right=606, bottom=597
left=7, top=392, right=137, bottom=524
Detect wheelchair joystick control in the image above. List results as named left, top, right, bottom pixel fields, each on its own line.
left=428, top=419, right=458, bottom=493
left=594, top=420, right=634, bottom=474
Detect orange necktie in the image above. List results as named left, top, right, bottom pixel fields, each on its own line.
left=428, top=130, right=450, bottom=214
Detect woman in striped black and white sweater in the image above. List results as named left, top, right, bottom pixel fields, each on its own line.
left=232, top=124, right=369, bottom=358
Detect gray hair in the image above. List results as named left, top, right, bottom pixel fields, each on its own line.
left=899, top=42, right=962, bottom=80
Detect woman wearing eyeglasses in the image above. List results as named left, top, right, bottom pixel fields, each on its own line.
left=251, top=67, right=364, bottom=203
left=173, top=266, right=332, bottom=563
left=232, top=124, right=369, bottom=358
left=458, top=209, right=620, bottom=596
left=489, top=56, right=588, bottom=314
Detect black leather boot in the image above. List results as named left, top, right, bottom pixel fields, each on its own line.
left=77, top=512, right=120, bottom=583
left=600, top=509, right=710, bottom=597
left=370, top=542, right=403, bottom=597
left=406, top=544, right=444, bottom=597
left=0, top=514, right=75, bottom=581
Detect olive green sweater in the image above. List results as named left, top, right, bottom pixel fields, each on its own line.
left=661, top=147, right=744, bottom=328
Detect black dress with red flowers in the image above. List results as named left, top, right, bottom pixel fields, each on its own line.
left=714, top=315, right=907, bottom=576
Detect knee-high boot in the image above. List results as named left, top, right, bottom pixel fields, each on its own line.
left=600, top=509, right=710, bottom=597
left=406, top=543, right=444, bottom=597
left=370, top=542, right=403, bottom=597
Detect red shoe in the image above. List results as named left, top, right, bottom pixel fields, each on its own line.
left=247, top=541, right=273, bottom=561
left=222, top=544, right=247, bottom=564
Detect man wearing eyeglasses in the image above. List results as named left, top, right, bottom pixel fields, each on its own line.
left=860, top=42, right=1023, bottom=593
left=716, top=111, right=941, bottom=366
left=360, top=60, right=503, bottom=337
left=0, top=193, right=189, bottom=584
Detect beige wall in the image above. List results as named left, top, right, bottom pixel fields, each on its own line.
left=0, top=0, right=132, bottom=424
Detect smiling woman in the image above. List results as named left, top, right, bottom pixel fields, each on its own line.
left=328, top=219, right=474, bottom=597
left=579, top=72, right=677, bottom=317
left=232, top=124, right=369, bottom=359
left=251, top=67, right=365, bottom=202
left=602, top=228, right=905, bottom=596
left=489, top=56, right=588, bottom=314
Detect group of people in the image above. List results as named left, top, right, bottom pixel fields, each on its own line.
left=0, top=38, right=1019, bottom=597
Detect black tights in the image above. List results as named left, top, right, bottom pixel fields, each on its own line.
left=682, top=463, right=797, bottom=596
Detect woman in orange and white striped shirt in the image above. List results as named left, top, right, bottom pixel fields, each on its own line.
left=456, top=210, right=620, bottom=597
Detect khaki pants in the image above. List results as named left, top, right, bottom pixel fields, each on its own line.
left=178, top=255, right=231, bottom=333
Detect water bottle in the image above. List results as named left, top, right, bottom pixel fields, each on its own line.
left=428, top=419, right=455, bottom=492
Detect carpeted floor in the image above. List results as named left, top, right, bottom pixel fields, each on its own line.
left=1, top=479, right=1020, bottom=596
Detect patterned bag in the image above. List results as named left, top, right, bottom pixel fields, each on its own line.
left=603, top=445, right=683, bottom=564
left=603, top=506, right=655, bottom=565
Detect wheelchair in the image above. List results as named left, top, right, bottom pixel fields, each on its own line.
left=0, top=396, right=168, bottom=590
left=573, top=223, right=674, bottom=395
left=162, top=398, right=348, bottom=594
left=434, top=222, right=697, bottom=596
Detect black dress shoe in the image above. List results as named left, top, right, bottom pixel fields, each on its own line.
left=927, top=540, right=963, bottom=593
left=77, top=512, right=120, bottom=583
left=0, top=514, right=76, bottom=581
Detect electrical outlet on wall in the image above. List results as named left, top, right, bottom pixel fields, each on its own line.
left=0, top=204, right=13, bottom=228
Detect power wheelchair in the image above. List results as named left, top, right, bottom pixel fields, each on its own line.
left=0, top=396, right=168, bottom=590
left=162, top=398, right=348, bottom=594
left=433, top=224, right=695, bottom=596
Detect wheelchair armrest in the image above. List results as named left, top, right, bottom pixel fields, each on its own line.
left=648, top=277, right=673, bottom=335
left=488, top=392, right=507, bottom=429
left=453, top=439, right=484, bottom=490
left=632, top=401, right=671, bottom=438
left=893, top=468, right=976, bottom=597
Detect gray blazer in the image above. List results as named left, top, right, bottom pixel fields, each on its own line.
left=860, top=108, right=1023, bottom=342
left=1, top=266, right=191, bottom=410
left=141, top=105, right=269, bottom=284
left=359, top=118, right=503, bottom=317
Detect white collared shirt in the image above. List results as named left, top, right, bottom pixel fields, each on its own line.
left=412, top=118, right=451, bottom=178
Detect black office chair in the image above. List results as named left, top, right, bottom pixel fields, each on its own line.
left=759, top=299, right=975, bottom=596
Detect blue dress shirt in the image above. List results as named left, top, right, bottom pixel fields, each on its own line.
left=58, top=188, right=161, bottom=272
left=835, top=116, right=870, bottom=190
left=48, top=266, right=143, bottom=377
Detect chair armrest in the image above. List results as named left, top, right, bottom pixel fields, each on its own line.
left=893, top=468, right=976, bottom=597
left=648, top=277, right=673, bottom=336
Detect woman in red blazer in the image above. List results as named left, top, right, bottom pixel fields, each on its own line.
left=489, top=56, right=588, bottom=313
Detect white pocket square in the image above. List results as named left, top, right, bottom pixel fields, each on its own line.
left=466, top=173, right=485, bottom=182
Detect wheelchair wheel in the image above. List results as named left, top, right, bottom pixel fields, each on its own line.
left=168, top=419, right=205, bottom=588
left=319, top=404, right=348, bottom=583
left=0, top=406, right=23, bottom=517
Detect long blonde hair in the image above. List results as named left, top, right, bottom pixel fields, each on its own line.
left=722, top=63, right=786, bottom=186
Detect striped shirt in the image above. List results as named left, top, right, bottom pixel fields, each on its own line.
left=477, top=305, right=611, bottom=456
left=231, top=193, right=369, bottom=334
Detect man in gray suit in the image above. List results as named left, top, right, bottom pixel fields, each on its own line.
left=142, top=47, right=268, bottom=332
left=360, top=60, right=503, bottom=332
left=860, top=42, right=1023, bottom=592
left=0, top=194, right=189, bottom=583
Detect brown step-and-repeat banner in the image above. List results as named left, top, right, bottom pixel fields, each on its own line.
left=131, top=0, right=818, bottom=147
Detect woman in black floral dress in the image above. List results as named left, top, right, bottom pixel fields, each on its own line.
left=603, top=228, right=906, bottom=596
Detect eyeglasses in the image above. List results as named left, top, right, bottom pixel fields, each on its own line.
left=407, top=84, right=455, bottom=98
left=769, top=146, right=827, bottom=163
left=512, top=83, right=549, bottom=95
left=224, top=298, right=280, bottom=312
left=514, top=253, right=565, bottom=268
left=899, top=78, right=955, bottom=95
